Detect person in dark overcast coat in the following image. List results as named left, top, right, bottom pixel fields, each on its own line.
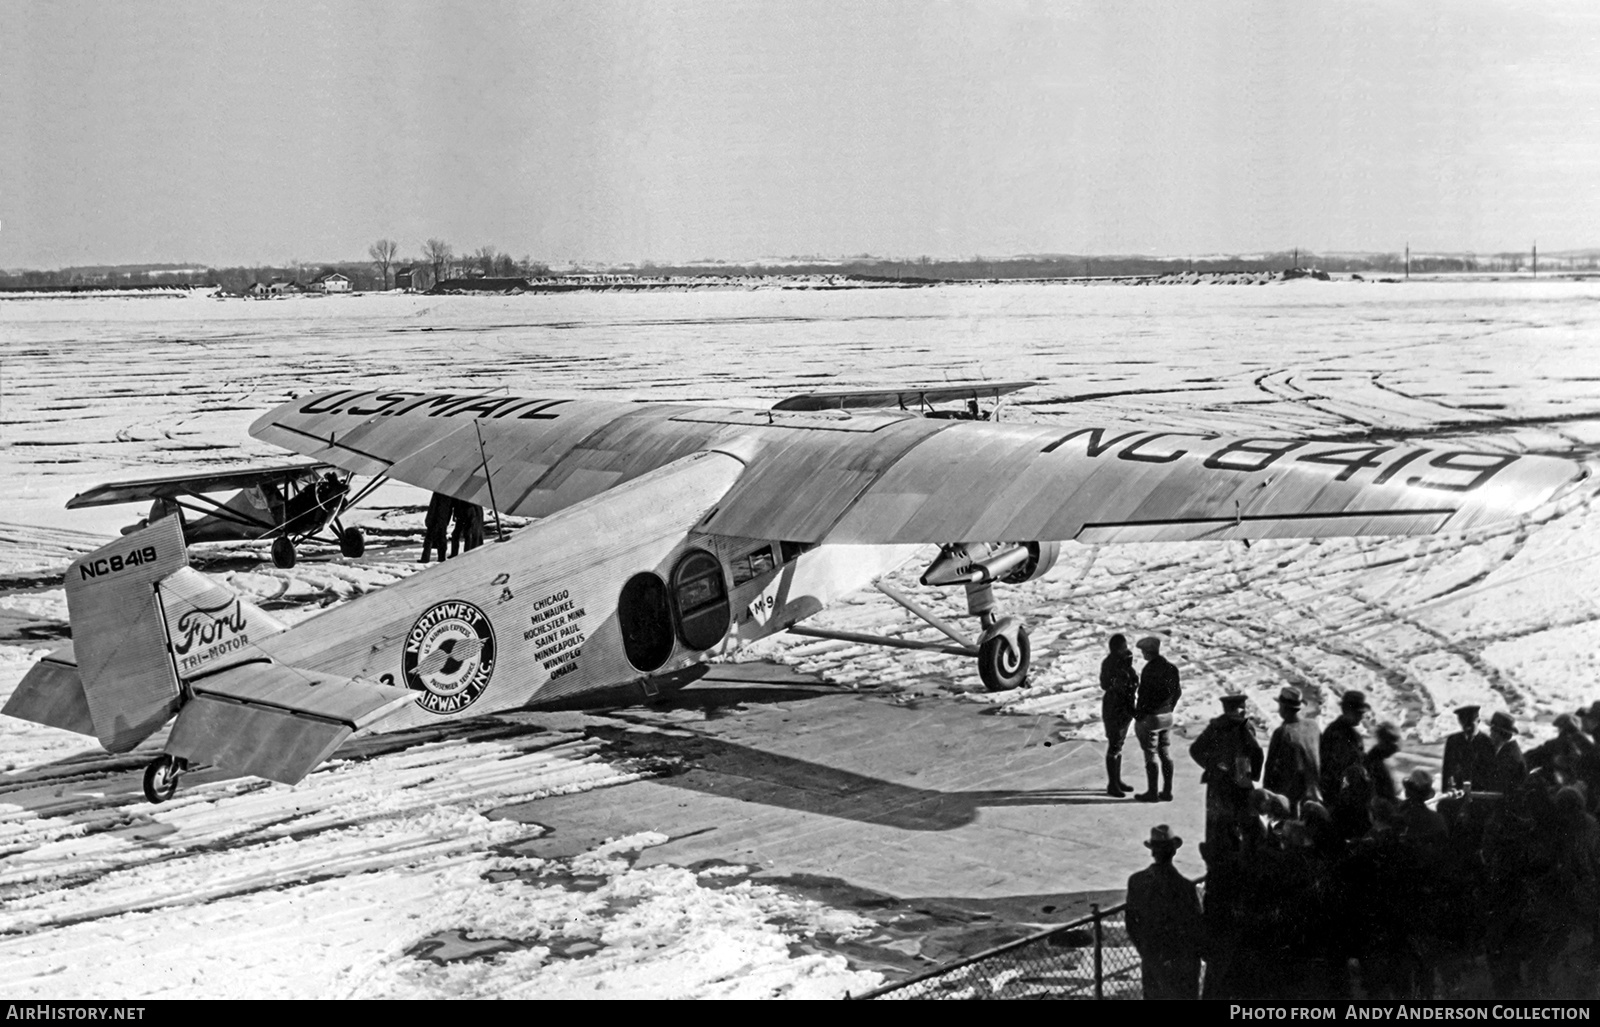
left=1320, top=690, right=1369, bottom=806
left=1264, top=685, right=1321, bottom=814
left=1100, top=634, right=1139, bottom=796
left=1125, top=825, right=1203, bottom=1000
left=1442, top=704, right=1496, bottom=791
left=1190, top=693, right=1264, bottom=854
left=1483, top=711, right=1528, bottom=794
left=421, top=491, right=453, bottom=564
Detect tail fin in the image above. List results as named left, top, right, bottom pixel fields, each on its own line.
left=61, top=515, right=287, bottom=753
left=65, top=516, right=189, bottom=752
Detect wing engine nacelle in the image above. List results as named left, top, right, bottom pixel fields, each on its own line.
left=920, top=540, right=1059, bottom=586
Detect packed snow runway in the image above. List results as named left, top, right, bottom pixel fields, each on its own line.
left=2, top=281, right=1598, bottom=998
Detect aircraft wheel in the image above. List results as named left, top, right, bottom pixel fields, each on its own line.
left=978, top=625, right=1031, bottom=692
left=338, top=526, right=365, bottom=559
left=143, top=755, right=181, bottom=804
left=271, top=536, right=296, bottom=569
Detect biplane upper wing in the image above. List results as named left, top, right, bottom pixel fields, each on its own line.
left=66, top=462, right=332, bottom=508
left=771, top=380, right=1037, bottom=412
left=250, top=390, right=1589, bottom=547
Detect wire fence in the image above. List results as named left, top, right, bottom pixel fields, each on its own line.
left=855, top=901, right=1150, bottom=1000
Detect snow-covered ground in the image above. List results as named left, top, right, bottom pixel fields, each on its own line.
left=1, top=280, right=1598, bottom=997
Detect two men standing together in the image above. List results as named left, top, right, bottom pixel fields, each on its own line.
left=1101, top=634, right=1180, bottom=802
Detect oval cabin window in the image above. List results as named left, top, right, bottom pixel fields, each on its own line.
left=618, top=572, right=674, bottom=672
left=671, top=549, right=730, bottom=652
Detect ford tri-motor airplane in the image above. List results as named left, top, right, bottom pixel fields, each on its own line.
left=5, top=382, right=1587, bottom=803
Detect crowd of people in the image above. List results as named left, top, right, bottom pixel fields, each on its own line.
left=421, top=493, right=486, bottom=563
left=1108, top=634, right=1600, bottom=1000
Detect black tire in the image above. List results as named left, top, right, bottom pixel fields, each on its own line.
left=978, top=624, right=1031, bottom=692
left=338, top=526, right=365, bottom=559
left=271, top=536, right=296, bottom=569
left=143, top=756, right=178, bottom=804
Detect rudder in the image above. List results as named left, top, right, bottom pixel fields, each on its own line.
left=65, top=516, right=189, bottom=752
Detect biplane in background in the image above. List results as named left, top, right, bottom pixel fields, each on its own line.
left=66, top=462, right=376, bottom=569
left=6, top=380, right=1589, bottom=803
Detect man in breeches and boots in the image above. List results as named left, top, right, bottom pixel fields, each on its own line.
left=1101, top=633, right=1139, bottom=796
left=1190, top=693, right=1264, bottom=854
left=1133, top=636, right=1181, bottom=803
left=1125, top=825, right=1203, bottom=999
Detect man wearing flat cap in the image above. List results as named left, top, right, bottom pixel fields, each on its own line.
left=1481, top=710, right=1527, bottom=794
left=1132, top=636, right=1182, bottom=803
left=1190, top=693, right=1264, bottom=853
left=1125, top=825, right=1202, bottom=1000
left=1442, top=704, right=1495, bottom=792
left=1264, top=685, right=1321, bottom=815
left=1319, top=690, right=1369, bottom=807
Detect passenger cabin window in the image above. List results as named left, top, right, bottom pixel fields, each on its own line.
left=731, top=544, right=777, bottom=585
left=618, top=572, right=674, bottom=672
left=671, top=549, right=730, bottom=651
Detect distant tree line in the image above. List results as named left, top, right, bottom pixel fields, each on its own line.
left=2, top=246, right=1595, bottom=292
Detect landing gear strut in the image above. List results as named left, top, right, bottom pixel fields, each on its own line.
left=785, top=577, right=1033, bottom=691
left=142, top=754, right=188, bottom=804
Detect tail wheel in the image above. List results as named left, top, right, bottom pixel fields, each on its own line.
left=271, top=536, right=296, bottom=569
left=143, top=755, right=183, bottom=804
left=338, top=526, right=365, bottom=559
left=978, top=624, right=1031, bottom=692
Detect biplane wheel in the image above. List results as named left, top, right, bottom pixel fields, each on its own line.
left=338, top=526, right=365, bottom=559
left=978, top=625, right=1031, bottom=692
left=142, top=755, right=181, bottom=804
left=271, top=536, right=297, bottom=569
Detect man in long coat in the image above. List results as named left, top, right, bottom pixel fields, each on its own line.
left=1483, top=711, right=1528, bottom=794
left=1264, top=685, right=1320, bottom=814
left=1190, top=693, right=1264, bottom=854
left=1124, top=825, right=1203, bottom=1000
left=1442, top=704, right=1495, bottom=791
left=1319, top=690, right=1369, bottom=806
left=1100, top=634, right=1139, bottom=796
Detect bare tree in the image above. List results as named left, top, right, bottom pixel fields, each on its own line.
left=368, top=239, right=399, bottom=290
left=423, top=239, right=453, bottom=286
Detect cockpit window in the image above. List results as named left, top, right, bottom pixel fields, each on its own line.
left=731, top=544, right=777, bottom=585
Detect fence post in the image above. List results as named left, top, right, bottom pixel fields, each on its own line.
left=1092, top=902, right=1103, bottom=1000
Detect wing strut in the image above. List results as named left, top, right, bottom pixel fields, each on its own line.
left=473, top=420, right=506, bottom=543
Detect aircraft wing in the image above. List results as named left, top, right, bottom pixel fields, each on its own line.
left=66, top=462, right=332, bottom=509
left=165, top=661, right=415, bottom=785
left=771, top=380, right=1037, bottom=412
left=250, top=390, right=1588, bottom=546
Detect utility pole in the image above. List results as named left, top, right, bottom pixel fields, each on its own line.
left=1405, top=243, right=1410, bottom=280
left=1533, top=241, right=1538, bottom=278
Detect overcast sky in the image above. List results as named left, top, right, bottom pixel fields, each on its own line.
left=4, top=0, right=1598, bottom=269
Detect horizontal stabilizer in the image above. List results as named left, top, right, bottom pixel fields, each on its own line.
left=771, top=380, right=1036, bottom=412
left=66, top=462, right=330, bottom=508
left=168, top=662, right=415, bottom=785
left=3, top=645, right=95, bottom=737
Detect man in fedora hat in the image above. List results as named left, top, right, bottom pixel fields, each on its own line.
left=1264, top=685, right=1321, bottom=814
left=1190, top=693, right=1264, bottom=853
left=1100, top=634, right=1139, bottom=796
left=1132, top=636, right=1181, bottom=802
left=1442, top=704, right=1495, bottom=792
left=1125, top=825, right=1202, bottom=1000
left=1320, top=689, right=1369, bottom=806
left=1482, top=710, right=1527, bottom=794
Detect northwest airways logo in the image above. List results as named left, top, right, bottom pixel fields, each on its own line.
left=403, top=600, right=497, bottom=715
